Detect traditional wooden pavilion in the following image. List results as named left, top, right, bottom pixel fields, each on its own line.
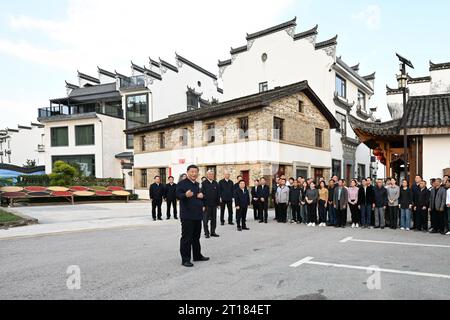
left=349, top=93, right=450, bottom=184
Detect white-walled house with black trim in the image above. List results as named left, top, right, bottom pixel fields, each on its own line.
left=38, top=54, right=222, bottom=188
left=217, top=17, right=379, bottom=181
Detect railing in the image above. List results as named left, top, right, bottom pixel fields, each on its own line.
left=38, top=105, right=123, bottom=119
left=120, top=75, right=146, bottom=89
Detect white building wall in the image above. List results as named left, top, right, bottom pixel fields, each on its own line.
left=220, top=28, right=374, bottom=179
left=4, top=127, right=45, bottom=167
left=430, top=69, right=450, bottom=94
left=422, top=135, right=450, bottom=183
left=43, top=116, right=124, bottom=178
left=134, top=139, right=331, bottom=199
left=409, top=82, right=431, bottom=97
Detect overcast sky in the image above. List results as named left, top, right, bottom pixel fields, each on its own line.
left=0, top=0, right=449, bottom=128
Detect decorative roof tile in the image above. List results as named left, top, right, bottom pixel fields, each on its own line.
left=315, top=35, right=338, bottom=50
left=293, top=25, right=318, bottom=41
left=246, top=17, right=297, bottom=41
left=429, top=61, right=450, bottom=71
left=175, top=53, right=217, bottom=80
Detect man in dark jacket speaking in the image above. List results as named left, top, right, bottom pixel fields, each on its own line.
left=176, top=165, right=210, bottom=267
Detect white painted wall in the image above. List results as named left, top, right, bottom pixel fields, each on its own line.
left=430, top=69, right=450, bottom=94
left=134, top=139, right=331, bottom=199
left=219, top=27, right=375, bottom=179
left=43, top=115, right=124, bottom=178
left=0, top=126, right=45, bottom=167
left=422, top=135, right=450, bottom=183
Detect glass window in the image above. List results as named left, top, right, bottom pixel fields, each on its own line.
left=141, top=169, right=148, bottom=188
left=336, top=75, right=346, bottom=98
left=180, top=128, right=189, bottom=147
left=335, top=112, right=347, bottom=136
left=187, top=91, right=200, bottom=110
left=298, top=100, right=304, bottom=113
left=206, top=123, right=215, bottom=143
left=332, top=159, right=342, bottom=178
left=51, top=127, right=69, bottom=147
left=75, top=125, right=95, bottom=146
left=259, top=82, right=268, bottom=93
left=52, top=155, right=95, bottom=177
left=358, top=164, right=366, bottom=180
left=315, top=128, right=323, bottom=148
left=238, top=117, right=249, bottom=139
left=159, top=132, right=165, bottom=149
left=104, top=101, right=123, bottom=118
left=273, top=117, right=284, bottom=140
left=358, top=90, right=366, bottom=110
left=126, top=94, right=149, bottom=149
left=159, top=168, right=167, bottom=185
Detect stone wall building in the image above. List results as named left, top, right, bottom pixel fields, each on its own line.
left=126, top=81, right=338, bottom=199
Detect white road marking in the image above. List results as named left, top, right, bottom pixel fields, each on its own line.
left=290, top=256, right=450, bottom=279
left=340, top=236, right=450, bottom=248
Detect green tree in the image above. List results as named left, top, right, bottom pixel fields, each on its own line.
left=48, top=161, right=79, bottom=186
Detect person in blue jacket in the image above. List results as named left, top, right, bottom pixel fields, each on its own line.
left=176, top=165, right=209, bottom=268
left=234, top=179, right=251, bottom=232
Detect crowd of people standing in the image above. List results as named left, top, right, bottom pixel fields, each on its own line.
left=149, top=171, right=450, bottom=237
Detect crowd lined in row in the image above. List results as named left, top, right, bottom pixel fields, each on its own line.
left=148, top=172, right=450, bottom=237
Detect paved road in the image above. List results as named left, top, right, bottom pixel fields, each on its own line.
left=1, top=208, right=449, bottom=300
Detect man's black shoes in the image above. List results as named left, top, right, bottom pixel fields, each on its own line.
left=205, top=234, right=211, bottom=239
left=182, top=262, right=194, bottom=267
left=194, top=256, right=210, bottom=262
left=211, top=234, right=220, bottom=237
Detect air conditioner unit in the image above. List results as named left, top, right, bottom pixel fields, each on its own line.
left=5, top=150, right=11, bottom=155
left=0, top=151, right=3, bottom=156
left=37, top=144, right=45, bottom=152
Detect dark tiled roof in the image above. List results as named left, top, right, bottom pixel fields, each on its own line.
left=230, top=45, right=247, bottom=55
left=125, top=80, right=339, bottom=134
left=315, top=35, right=338, bottom=50
left=51, top=83, right=121, bottom=104
left=350, top=93, right=450, bottom=137
left=386, top=85, right=403, bottom=95
left=218, top=59, right=232, bottom=67
left=131, top=62, right=162, bottom=80
left=403, top=93, right=450, bottom=128
left=115, top=152, right=134, bottom=159
left=246, top=17, right=297, bottom=41
left=408, top=76, right=431, bottom=84
left=97, top=67, right=116, bottom=79
left=115, top=70, right=127, bottom=79
left=429, top=61, right=450, bottom=71
left=77, top=71, right=100, bottom=84
left=69, top=83, right=118, bottom=98
left=363, top=72, right=376, bottom=81
left=65, top=81, right=79, bottom=90
left=149, top=58, right=160, bottom=68
left=175, top=53, right=217, bottom=80
left=351, top=63, right=360, bottom=72
left=17, top=125, right=32, bottom=130
left=349, top=114, right=401, bottom=136
left=293, top=24, right=318, bottom=41
left=159, top=58, right=178, bottom=73
left=217, top=87, right=224, bottom=94
left=336, top=57, right=373, bottom=90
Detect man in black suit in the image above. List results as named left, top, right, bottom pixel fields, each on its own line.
left=165, top=176, right=177, bottom=220
left=234, top=180, right=250, bottom=231
left=201, top=170, right=220, bottom=238
left=149, top=176, right=164, bottom=221
left=251, top=179, right=260, bottom=220
left=257, top=177, right=270, bottom=223
left=218, top=171, right=234, bottom=225
left=176, top=165, right=209, bottom=267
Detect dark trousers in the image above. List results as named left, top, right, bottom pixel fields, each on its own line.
left=417, top=208, right=428, bottom=231
left=360, top=205, right=372, bottom=227
left=203, top=206, right=217, bottom=236
left=388, top=206, right=398, bottom=229
left=152, top=199, right=162, bottom=219
left=349, top=203, right=360, bottom=224
left=236, top=206, right=248, bottom=228
left=328, top=204, right=336, bottom=225
left=180, top=219, right=202, bottom=263
left=336, top=202, right=347, bottom=227
left=258, top=200, right=269, bottom=222
left=166, top=199, right=177, bottom=219
left=431, top=210, right=445, bottom=233
left=274, top=202, right=280, bottom=220
left=307, top=203, right=317, bottom=224
left=318, top=200, right=327, bottom=224
left=278, top=203, right=287, bottom=222
left=291, top=204, right=301, bottom=222
left=220, top=201, right=233, bottom=224
left=412, top=207, right=418, bottom=229
left=252, top=201, right=259, bottom=220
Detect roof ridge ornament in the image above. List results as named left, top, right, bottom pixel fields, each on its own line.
left=246, top=17, right=297, bottom=41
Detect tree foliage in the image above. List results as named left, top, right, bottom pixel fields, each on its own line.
left=48, top=161, right=79, bottom=186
